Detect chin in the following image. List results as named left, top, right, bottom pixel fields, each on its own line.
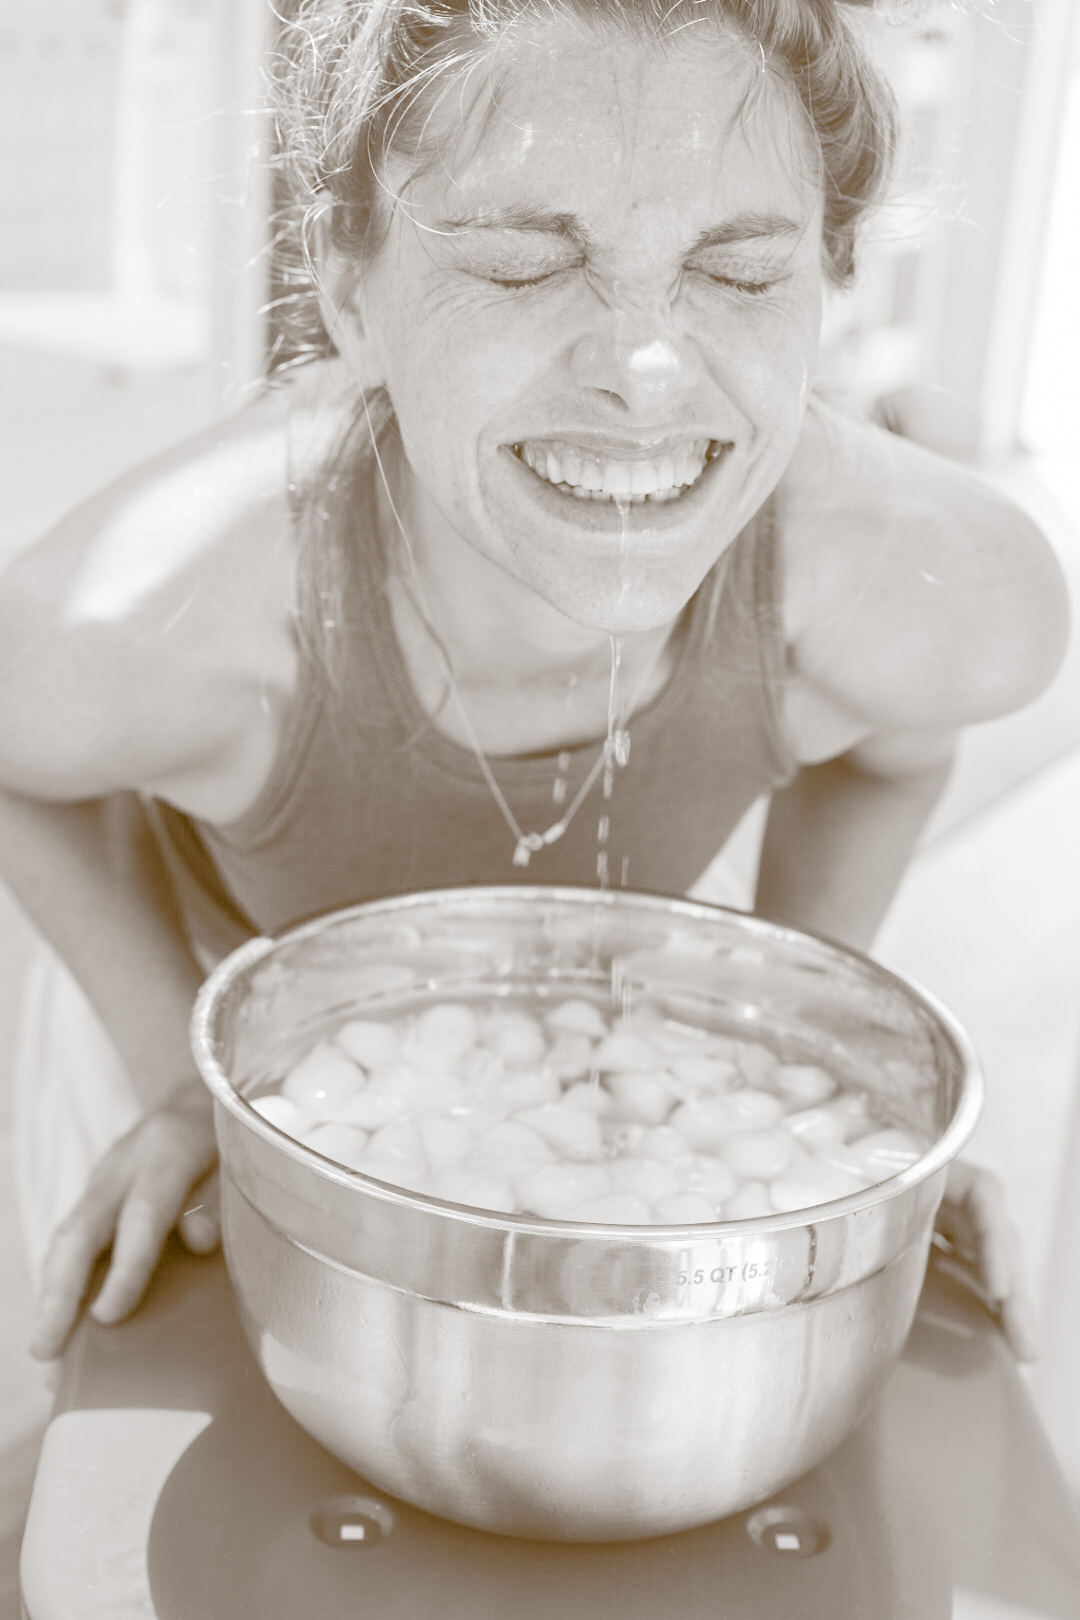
left=508, top=545, right=721, bottom=636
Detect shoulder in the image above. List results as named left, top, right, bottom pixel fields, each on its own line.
left=774, top=399, right=1069, bottom=761
left=0, top=359, right=362, bottom=817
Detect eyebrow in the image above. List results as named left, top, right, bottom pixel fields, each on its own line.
left=432, top=205, right=590, bottom=246
left=687, top=211, right=803, bottom=253
left=431, top=205, right=803, bottom=254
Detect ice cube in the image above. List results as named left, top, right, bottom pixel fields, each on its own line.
left=725, top=1089, right=784, bottom=1129
left=670, top=1097, right=733, bottom=1151
left=594, top=1029, right=663, bottom=1072
left=560, top=1081, right=612, bottom=1114
left=517, top=1161, right=611, bottom=1219
left=677, top=1155, right=738, bottom=1202
left=721, top=1181, right=773, bottom=1220
left=736, top=1042, right=778, bottom=1088
left=768, top=1163, right=863, bottom=1213
left=653, top=1192, right=717, bottom=1225
left=774, top=1064, right=836, bottom=1105
left=249, top=1093, right=313, bottom=1139
left=335, top=1019, right=400, bottom=1070
left=414, top=1002, right=480, bottom=1056
left=669, top=1053, right=738, bottom=1092
left=474, top=1121, right=553, bottom=1161
left=337, top=1089, right=407, bottom=1130
left=302, top=1121, right=371, bottom=1171
left=721, top=1128, right=794, bottom=1180
left=850, top=1128, right=922, bottom=1180
left=417, top=1116, right=474, bottom=1168
left=484, top=1012, right=547, bottom=1068
left=515, top=1104, right=604, bottom=1160
left=281, top=1043, right=363, bottom=1120
left=605, top=1070, right=674, bottom=1126
left=545, top=1000, right=609, bottom=1039
left=638, top=1124, right=691, bottom=1162
left=608, top=1157, right=681, bottom=1201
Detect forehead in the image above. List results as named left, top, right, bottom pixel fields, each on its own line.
left=390, top=14, right=821, bottom=236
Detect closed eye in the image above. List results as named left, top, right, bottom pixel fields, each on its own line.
left=699, top=272, right=778, bottom=297
left=488, top=266, right=575, bottom=290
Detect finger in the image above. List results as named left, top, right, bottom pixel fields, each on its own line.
left=962, top=1172, right=1014, bottom=1304
left=90, top=1186, right=179, bottom=1326
left=999, top=1290, right=1040, bottom=1363
left=31, top=1175, right=130, bottom=1360
left=178, top=1167, right=221, bottom=1255
left=91, top=1133, right=215, bottom=1324
left=938, top=1163, right=1010, bottom=1296
left=994, top=1220, right=1040, bottom=1362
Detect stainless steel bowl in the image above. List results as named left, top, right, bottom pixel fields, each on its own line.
left=191, top=886, right=982, bottom=1541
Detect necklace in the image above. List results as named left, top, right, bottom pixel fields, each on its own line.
left=362, top=402, right=670, bottom=870
left=444, top=629, right=659, bottom=868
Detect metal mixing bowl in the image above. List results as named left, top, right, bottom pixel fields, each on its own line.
left=191, top=886, right=982, bottom=1541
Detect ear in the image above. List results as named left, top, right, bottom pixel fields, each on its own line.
left=308, top=198, right=388, bottom=390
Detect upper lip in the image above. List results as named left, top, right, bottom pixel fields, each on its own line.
left=509, top=432, right=725, bottom=459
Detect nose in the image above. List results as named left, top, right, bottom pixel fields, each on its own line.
left=570, top=303, right=702, bottom=416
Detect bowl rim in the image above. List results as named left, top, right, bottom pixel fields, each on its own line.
left=190, top=884, right=984, bottom=1239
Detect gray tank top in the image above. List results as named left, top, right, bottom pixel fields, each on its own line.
left=149, top=412, right=797, bottom=961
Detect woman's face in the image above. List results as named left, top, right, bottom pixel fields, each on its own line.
left=340, top=16, right=825, bottom=633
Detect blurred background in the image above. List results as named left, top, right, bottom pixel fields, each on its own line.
left=0, top=0, right=1079, bottom=1599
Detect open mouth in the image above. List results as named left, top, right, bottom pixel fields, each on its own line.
left=511, top=438, right=725, bottom=504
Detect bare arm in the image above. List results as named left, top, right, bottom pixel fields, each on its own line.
left=0, top=787, right=221, bottom=1357
left=0, top=789, right=204, bottom=1107
left=764, top=409, right=1069, bottom=1359
left=754, top=730, right=956, bottom=953
left=0, top=396, right=301, bottom=1356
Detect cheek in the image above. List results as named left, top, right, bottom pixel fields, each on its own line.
left=380, top=290, right=556, bottom=466
left=701, top=291, right=821, bottom=428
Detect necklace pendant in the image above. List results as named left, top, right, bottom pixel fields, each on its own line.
left=513, top=830, right=548, bottom=867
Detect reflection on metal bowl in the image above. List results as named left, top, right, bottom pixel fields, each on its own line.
left=191, top=886, right=981, bottom=1541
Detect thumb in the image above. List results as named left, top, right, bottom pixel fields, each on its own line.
left=178, top=1167, right=221, bottom=1255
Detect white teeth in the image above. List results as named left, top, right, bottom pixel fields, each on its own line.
left=516, top=438, right=715, bottom=502
left=561, top=446, right=583, bottom=487
left=629, top=462, right=659, bottom=495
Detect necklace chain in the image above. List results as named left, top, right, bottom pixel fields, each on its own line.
left=444, top=652, right=655, bottom=868
left=360, top=396, right=668, bottom=869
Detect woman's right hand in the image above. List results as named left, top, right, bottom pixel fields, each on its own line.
left=30, top=1084, right=221, bottom=1362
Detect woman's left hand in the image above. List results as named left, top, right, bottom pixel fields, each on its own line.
left=934, top=1159, right=1039, bottom=1362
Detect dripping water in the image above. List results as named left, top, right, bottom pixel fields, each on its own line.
left=597, top=496, right=634, bottom=889
left=595, top=495, right=636, bottom=1047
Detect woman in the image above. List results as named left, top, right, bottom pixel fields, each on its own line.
left=0, top=0, right=1064, bottom=1360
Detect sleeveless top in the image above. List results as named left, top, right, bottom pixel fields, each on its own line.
left=147, top=410, right=798, bottom=963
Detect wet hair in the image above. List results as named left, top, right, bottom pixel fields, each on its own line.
left=267, top=0, right=900, bottom=369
